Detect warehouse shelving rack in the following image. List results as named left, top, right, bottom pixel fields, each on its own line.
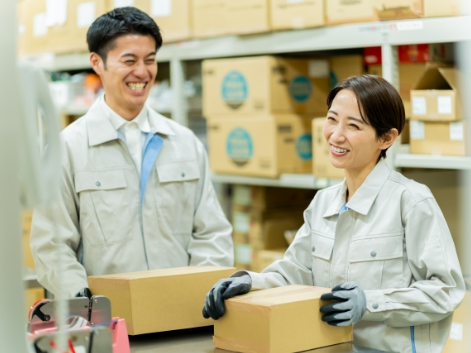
left=29, top=15, right=471, bottom=190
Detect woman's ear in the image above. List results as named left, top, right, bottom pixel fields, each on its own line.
left=379, top=128, right=399, bottom=150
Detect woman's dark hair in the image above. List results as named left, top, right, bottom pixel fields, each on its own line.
left=87, top=7, right=162, bottom=65
left=327, top=75, right=406, bottom=159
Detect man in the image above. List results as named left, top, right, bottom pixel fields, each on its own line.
left=31, top=7, right=233, bottom=298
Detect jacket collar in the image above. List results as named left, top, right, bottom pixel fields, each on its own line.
left=323, top=159, right=391, bottom=218
left=86, top=99, right=175, bottom=147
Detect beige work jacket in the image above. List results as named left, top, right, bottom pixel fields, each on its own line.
left=244, top=160, right=465, bottom=353
left=31, top=100, right=234, bottom=297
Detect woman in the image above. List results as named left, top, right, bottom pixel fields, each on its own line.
left=202, top=75, right=465, bottom=353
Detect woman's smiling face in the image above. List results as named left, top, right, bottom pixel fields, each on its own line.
left=323, top=89, right=388, bottom=173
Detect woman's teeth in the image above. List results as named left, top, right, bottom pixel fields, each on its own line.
left=332, top=146, right=348, bottom=153
left=127, top=83, right=146, bottom=91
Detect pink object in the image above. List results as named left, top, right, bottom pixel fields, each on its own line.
left=111, top=317, right=130, bottom=353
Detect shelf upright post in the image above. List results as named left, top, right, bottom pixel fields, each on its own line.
left=381, top=27, right=400, bottom=171
left=170, top=57, right=189, bottom=127
left=0, top=1, right=29, bottom=352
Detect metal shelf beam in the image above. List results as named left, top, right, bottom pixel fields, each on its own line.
left=395, top=154, right=471, bottom=170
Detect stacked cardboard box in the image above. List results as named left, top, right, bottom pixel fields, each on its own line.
left=204, top=56, right=330, bottom=177
left=231, top=185, right=314, bottom=271
left=409, top=67, right=465, bottom=156
left=270, top=0, right=325, bottom=31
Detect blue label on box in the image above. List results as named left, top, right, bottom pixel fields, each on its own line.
left=296, top=133, right=313, bottom=161
left=227, top=128, right=253, bottom=166
left=221, top=71, right=248, bottom=109
left=289, top=75, right=312, bottom=102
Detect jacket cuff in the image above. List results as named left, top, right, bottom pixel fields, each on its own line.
left=362, top=289, right=388, bottom=322
left=230, top=270, right=264, bottom=290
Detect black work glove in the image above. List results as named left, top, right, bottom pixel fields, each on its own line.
left=320, top=281, right=366, bottom=326
left=75, top=288, right=92, bottom=299
left=202, top=274, right=252, bottom=320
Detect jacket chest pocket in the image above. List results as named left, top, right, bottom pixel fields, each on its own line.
left=75, top=170, right=136, bottom=246
left=155, top=160, right=200, bottom=238
left=348, top=233, right=404, bottom=290
left=311, top=231, right=334, bottom=287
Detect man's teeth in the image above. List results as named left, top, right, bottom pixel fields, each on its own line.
left=332, top=146, right=347, bottom=153
left=127, top=83, right=146, bottom=90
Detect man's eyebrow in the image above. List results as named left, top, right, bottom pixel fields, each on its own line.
left=121, top=52, right=156, bottom=58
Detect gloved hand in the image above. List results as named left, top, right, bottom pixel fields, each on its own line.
left=75, top=288, right=92, bottom=299
left=320, top=281, right=366, bottom=327
left=202, top=274, right=252, bottom=320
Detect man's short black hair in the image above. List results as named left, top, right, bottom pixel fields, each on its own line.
left=87, top=7, right=162, bottom=63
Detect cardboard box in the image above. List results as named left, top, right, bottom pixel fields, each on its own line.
left=232, top=185, right=315, bottom=210
left=326, top=0, right=376, bottom=25
left=22, top=210, right=35, bottom=269
left=270, top=0, right=324, bottom=31
left=329, top=55, right=365, bottom=88
left=423, top=0, right=470, bottom=17
left=18, top=0, right=49, bottom=56
left=312, top=118, right=345, bottom=179
left=192, top=0, right=227, bottom=38
left=213, top=285, right=353, bottom=353
left=203, top=56, right=330, bottom=116
left=375, top=0, right=423, bottom=20
left=410, top=121, right=465, bottom=156
left=367, top=63, right=427, bottom=118
left=207, top=115, right=313, bottom=177
left=88, top=266, right=236, bottom=335
left=442, top=290, right=471, bottom=353
left=134, top=0, right=192, bottom=42
left=411, top=67, right=461, bottom=122
left=225, top=0, right=270, bottom=35
left=233, top=233, right=252, bottom=270
left=252, top=248, right=287, bottom=273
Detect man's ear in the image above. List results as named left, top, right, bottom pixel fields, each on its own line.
left=379, top=128, right=399, bottom=150
left=90, top=52, right=104, bottom=75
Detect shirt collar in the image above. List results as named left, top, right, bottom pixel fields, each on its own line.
left=101, top=95, right=150, bottom=134
left=323, top=159, right=391, bottom=218
left=86, top=97, right=176, bottom=147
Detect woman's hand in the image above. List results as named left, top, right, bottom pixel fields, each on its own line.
left=320, top=281, right=366, bottom=326
left=202, top=274, right=252, bottom=320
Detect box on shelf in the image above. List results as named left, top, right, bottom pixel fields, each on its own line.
left=364, top=44, right=454, bottom=66
left=192, top=0, right=227, bottom=38
left=252, top=248, right=287, bottom=273
left=213, top=285, right=353, bottom=353
left=88, top=266, right=236, bottom=335
left=367, top=63, right=427, bottom=118
left=202, top=56, right=330, bottom=117
left=207, top=114, right=313, bottom=177
left=326, top=0, right=377, bottom=25
left=232, top=185, right=316, bottom=210
left=233, top=232, right=252, bottom=271
left=312, top=118, right=345, bottom=179
left=411, top=67, right=461, bottom=122
left=423, top=0, right=471, bottom=17
left=375, top=0, right=423, bottom=20
left=270, top=0, right=324, bottom=31
left=225, top=0, right=270, bottom=36
left=442, top=290, right=471, bottom=353
left=134, top=0, right=192, bottom=42
left=329, top=55, right=365, bottom=88
left=22, top=210, right=35, bottom=269
left=410, top=121, right=465, bottom=156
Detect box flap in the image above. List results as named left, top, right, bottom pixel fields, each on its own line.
left=88, top=266, right=235, bottom=280
left=439, top=68, right=459, bottom=91
left=413, top=67, right=455, bottom=90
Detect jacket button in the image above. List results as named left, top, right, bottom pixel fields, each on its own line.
left=372, top=303, right=379, bottom=309
left=181, top=172, right=185, bottom=177
left=370, top=250, right=377, bottom=258
left=96, top=181, right=101, bottom=187
left=312, top=246, right=315, bottom=252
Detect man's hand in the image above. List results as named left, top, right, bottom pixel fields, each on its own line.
left=320, top=282, right=366, bottom=326
left=75, top=288, right=92, bottom=299
left=202, top=274, right=252, bottom=320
